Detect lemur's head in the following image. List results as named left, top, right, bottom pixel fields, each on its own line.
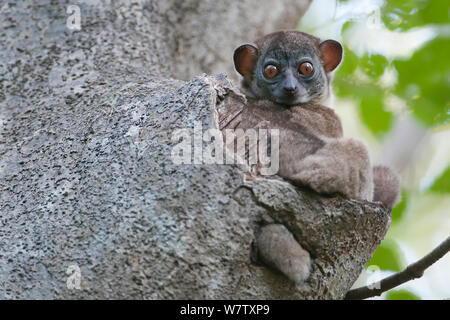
left=234, top=31, right=342, bottom=106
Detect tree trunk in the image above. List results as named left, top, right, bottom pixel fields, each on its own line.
left=0, top=0, right=390, bottom=299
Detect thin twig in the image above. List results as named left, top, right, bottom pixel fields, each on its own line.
left=345, top=236, right=450, bottom=300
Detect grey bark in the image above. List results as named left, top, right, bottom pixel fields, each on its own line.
left=0, top=0, right=390, bottom=299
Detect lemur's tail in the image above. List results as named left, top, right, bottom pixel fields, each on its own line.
left=372, top=165, right=400, bottom=211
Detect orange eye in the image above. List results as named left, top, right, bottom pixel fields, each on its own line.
left=299, top=62, right=314, bottom=75
left=264, top=65, right=278, bottom=78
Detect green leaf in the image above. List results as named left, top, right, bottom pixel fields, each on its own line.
left=336, top=45, right=359, bottom=78
left=429, top=166, right=450, bottom=193
left=390, top=191, right=409, bottom=224
left=358, top=94, right=393, bottom=137
left=334, top=47, right=394, bottom=137
left=341, top=21, right=356, bottom=35
left=386, top=289, right=421, bottom=300
left=333, top=46, right=364, bottom=98
left=360, top=54, right=389, bottom=80
left=368, top=239, right=403, bottom=272
left=393, top=37, right=450, bottom=127
left=381, top=0, right=450, bottom=31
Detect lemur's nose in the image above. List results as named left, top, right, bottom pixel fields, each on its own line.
left=283, top=73, right=297, bottom=94
left=283, top=85, right=297, bottom=93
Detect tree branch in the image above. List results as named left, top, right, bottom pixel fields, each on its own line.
left=345, top=236, right=450, bottom=300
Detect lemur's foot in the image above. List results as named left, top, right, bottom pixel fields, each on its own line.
left=257, top=224, right=311, bottom=283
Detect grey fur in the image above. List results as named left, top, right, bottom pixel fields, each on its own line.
left=257, top=224, right=311, bottom=283
left=239, top=31, right=335, bottom=106
left=373, top=166, right=401, bottom=210
left=232, top=31, right=400, bottom=284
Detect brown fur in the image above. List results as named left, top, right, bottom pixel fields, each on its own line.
left=257, top=224, right=311, bottom=283
left=229, top=30, right=400, bottom=284
left=372, top=165, right=401, bottom=210
left=236, top=98, right=375, bottom=201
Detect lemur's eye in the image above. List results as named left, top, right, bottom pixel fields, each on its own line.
left=299, top=62, right=314, bottom=75
left=264, top=65, right=278, bottom=78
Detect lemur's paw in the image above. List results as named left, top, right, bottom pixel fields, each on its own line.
left=257, top=224, right=311, bottom=283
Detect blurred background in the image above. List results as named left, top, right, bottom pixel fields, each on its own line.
left=297, top=0, right=449, bottom=299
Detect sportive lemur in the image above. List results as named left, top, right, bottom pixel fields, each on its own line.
left=232, top=31, right=400, bottom=284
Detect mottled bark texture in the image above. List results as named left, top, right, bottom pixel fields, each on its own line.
left=0, top=0, right=390, bottom=299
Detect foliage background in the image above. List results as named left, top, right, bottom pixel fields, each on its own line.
left=298, top=0, right=449, bottom=299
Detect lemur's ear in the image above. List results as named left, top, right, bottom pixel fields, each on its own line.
left=233, top=44, right=259, bottom=77
left=319, top=40, right=343, bottom=72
